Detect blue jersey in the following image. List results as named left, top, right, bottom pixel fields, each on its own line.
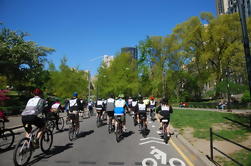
left=114, top=99, right=126, bottom=115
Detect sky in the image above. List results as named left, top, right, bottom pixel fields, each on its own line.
left=0, top=0, right=216, bottom=76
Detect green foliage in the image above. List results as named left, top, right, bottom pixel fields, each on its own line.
left=46, top=57, right=89, bottom=99
left=241, top=90, right=251, bottom=103
left=0, top=26, right=54, bottom=90
left=95, top=53, right=139, bottom=98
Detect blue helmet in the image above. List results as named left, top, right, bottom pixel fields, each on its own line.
left=73, top=92, right=78, bottom=97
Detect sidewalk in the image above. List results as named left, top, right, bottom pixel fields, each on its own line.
left=173, top=107, right=251, bottom=114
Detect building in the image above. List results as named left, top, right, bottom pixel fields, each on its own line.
left=216, top=0, right=251, bottom=17
left=121, top=47, right=138, bottom=60
left=216, top=0, right=229, bottom=15
left=103, top=55, right=114, bottom=67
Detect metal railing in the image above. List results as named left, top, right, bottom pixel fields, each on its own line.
left=209, top=128, right=251, bottom=166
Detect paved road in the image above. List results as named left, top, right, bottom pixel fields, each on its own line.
left=1, top=112, right=206, bottom=166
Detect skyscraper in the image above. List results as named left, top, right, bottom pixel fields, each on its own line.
left=216, top=0, right=229, bottom=15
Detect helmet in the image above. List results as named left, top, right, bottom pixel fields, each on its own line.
left=73, top=92, right=78, bottom=97
left=161, top=98, right=168, bottom=104
left=33, top=88, right=42, bottom=96
left=118, top=94, right=124, bottom=98
left=150, top=96, right=155, bottom=100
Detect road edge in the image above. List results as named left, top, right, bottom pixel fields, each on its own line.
left=172, top=129, right=215, bottom=166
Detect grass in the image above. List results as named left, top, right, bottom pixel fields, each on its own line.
left=215, top=149, right=251, bottom=166
left=171, top=109, right=251, bottom=141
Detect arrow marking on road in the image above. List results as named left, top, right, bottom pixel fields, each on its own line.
left=139, top=140, right=167, bottom=145
left=140, top=137, right=163, bottom=141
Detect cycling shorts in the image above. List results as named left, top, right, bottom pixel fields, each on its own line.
left=139, top=112, right=147, bottom=119
left=107, top=111, right=114, bottom=117
left=22, top=115, right=45, bottom=133
left=114, top=114, right=125, bottom=123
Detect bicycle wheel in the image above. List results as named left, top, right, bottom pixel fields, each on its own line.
left=0, top=129, right=15, bottom=150
left=108, top=119, right=112, bottom=134
left=96, top=116, right=101, bottom=128
left=57, top=117, right=64, bottom=131
left=47, top=120, right=55, bottom=133
left=13, top=137, right=32, bottom=166
left=40, top=130, right=53, bottom=154
left=115, top=122, right=121, bottom=143
left=68, top=126, right=74, bottom=141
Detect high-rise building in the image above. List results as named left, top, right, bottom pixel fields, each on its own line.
left=216, top=0, right=229, bottom=15
left=103, top=55, right=114, bottom=67
left=121, top=47, right=138, bottom=60
left=216, top=0, right=251, bottom=17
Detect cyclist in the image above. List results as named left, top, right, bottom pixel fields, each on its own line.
left=131, top=97, right=139, bottom=125
left=138, top=96, right=148, bottom=129
left=67, top=92, right=81, bottom=129
left=87, top=99, right=94, bottom=115
left=149, top=96, right=156, bottom=120
left=127, top=96, right=133, bottom=113
left=96, top=98, right=104, bottom=120
left=49, top=100, right=63, bottom=130
left=21, top=88, right=46, bottom=147
left=106, top=95, right=115, bottom=127
left=156, top=98, right=173, bottom=136
left=114, top=94, right=127, bottom=132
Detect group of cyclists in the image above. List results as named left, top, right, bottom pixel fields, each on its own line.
left=17, top=88, right=174, bottom=149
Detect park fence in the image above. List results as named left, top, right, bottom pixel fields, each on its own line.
left=209, top=128, right=251, bottom=166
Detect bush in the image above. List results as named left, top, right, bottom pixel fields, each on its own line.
left=241, top=90, right=251, bottom=103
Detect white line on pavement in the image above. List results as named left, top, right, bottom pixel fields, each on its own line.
left=140, top=137, right=163, bottom=141
left=139, top=140, right=167, bottom=145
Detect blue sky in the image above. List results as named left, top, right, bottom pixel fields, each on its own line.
left=0, top=0, right=216, bottom=76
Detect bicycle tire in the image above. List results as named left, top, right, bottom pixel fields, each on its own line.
left=108, top=119, right=112, bottom=134
left=40, top=129, right=53, bottom=154
left=57, top=117, right=64, bottom=131
left=13, top=137, right=32, bottom=166
left=68, top=126, right=74, bottom=141
left=47, top=120, right=55, bottom=133
left=0, top=129, right=15, bottom=150
left=116, top=122, right=122, bottom=143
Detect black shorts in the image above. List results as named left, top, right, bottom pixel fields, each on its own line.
left=139, top=112, right=147, bottom=119
left=114, top=114, right=125, bottom=123
left=22, top=115, right=45, bottom=133
left=106, top=111, right=114, bottom=117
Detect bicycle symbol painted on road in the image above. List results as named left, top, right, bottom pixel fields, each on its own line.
left=142, top=146, right=186, bottom=166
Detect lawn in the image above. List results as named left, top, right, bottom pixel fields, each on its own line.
left=171, top=109, right=251, bottom=141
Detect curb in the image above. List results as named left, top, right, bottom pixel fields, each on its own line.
left=173, top=129, right=215, bottom=166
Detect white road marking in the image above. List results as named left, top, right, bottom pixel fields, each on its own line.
left=156, top=131, right=161, bottom=134
left=152, top=125, right=155, bottom=128
left=140, top=137, right=163, bottom=141
left=139, top=140, right=167, bottom=145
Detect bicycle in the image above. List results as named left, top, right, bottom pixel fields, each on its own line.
left=13, top=120, right=53, bottom=166
left=68, top=114, right=79, bottom=141
left=0, top=119, right=15, bottom=151
left=161, top=118, right=170, bottom=144
left=114, top=115, right=123, bottom=143
left=46, top=113, right=65, bottom=132
left=150, top=107, right=156, bottom=121
left=107, top=115, right=114, bottom=134
left=96, top=110, right=102, bottom=128
left=139, top=113, right=148, bottom=137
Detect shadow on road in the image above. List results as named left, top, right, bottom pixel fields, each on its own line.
left=26, top=143, right=73, bottom=166
left=77, top=130, right=94, bottom=138
left=123, top=131, right=134, bottom=138
left=0, top=146, right=15, bottom=154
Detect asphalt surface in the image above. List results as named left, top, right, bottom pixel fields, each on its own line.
left=0, top=112, right=206, bottom=166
